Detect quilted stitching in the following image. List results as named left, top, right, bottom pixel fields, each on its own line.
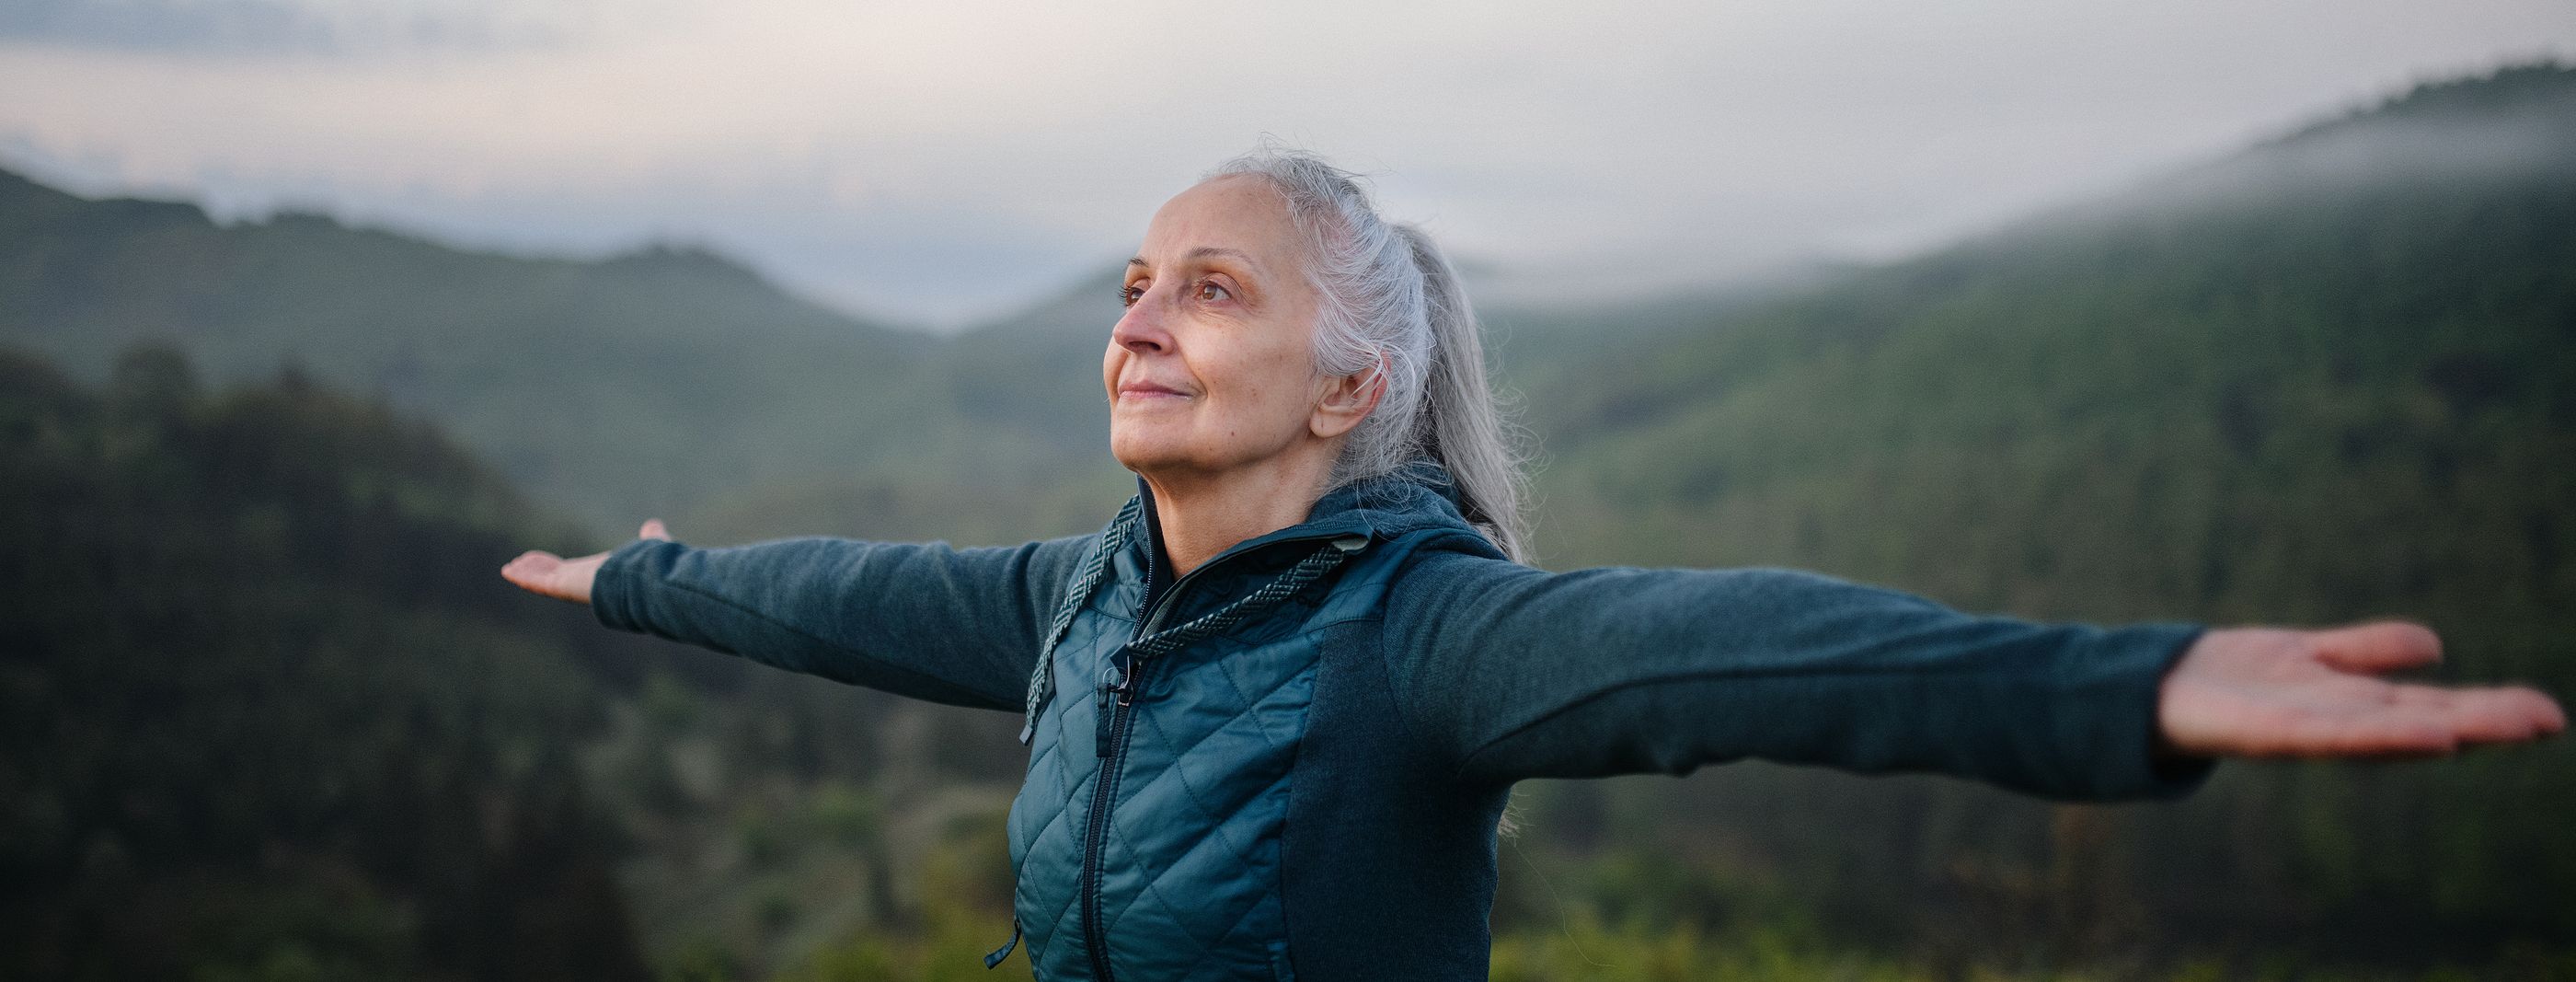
left=1015, top=636, right=1099, bottom=971
left=1121, top=702, right=1287, bottom=894
left=1198, top=635, right=1298, bottom=749
left=1093, top=663, right=1306, bottom=975
left=1121, top=774, right=1294, bottom=931
left=1121, top=664, right=1306, bottom=814
left=1099, top=821, right=1224, bottom=970
left=1097, top=811, right=1294, bottom=980
left=1012, top=766, right=1080, bottom=880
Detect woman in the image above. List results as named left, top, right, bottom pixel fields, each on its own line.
left=501, top=148, right=2564, bottom=981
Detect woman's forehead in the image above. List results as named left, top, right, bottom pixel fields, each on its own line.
left=1138, top=176, right=1302, bottom=267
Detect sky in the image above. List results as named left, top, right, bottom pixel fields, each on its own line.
left=2, top=0, right=2570, bottom=329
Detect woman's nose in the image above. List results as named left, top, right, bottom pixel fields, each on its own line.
left=1110, top=302, right=1172, bottom=354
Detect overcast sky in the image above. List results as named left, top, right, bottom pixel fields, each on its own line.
left=2, top=0, right=2570, bottom=328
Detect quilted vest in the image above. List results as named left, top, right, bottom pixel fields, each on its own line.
left=991, top=490, right=1416, bottom=981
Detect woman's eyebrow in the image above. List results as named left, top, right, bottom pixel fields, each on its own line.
left=1127, top=247, right=1262, bottom=273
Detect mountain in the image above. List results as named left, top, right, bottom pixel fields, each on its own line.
left=1523, top=62, right=2575, bottom=601
left=0, top=179, right=963, bottom=536
left=1481, top=61, right=2576, bottom=963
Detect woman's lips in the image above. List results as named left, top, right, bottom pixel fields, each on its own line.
left=1118, top=382, right=1190, bottom=401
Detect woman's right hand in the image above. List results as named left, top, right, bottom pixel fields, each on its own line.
left=2156, top=620, right=2565, bottom=759
left=501, top=519, right=671, bottom=606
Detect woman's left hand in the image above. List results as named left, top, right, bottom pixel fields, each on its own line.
left=501, top=519, right=671, bottom=606
left=2156, top=621, right=2566, bottom=759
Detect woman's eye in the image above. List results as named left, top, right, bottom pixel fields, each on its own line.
left=1195, top=280, right=1232, bottom=303
left=1118, top=283, right=1144, bottom=307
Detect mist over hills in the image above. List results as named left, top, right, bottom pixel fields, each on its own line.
left=1519, top=62, right=2573, bottom=575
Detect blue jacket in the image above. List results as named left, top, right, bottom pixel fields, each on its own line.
left=591, top=463, right=2214, bottom=980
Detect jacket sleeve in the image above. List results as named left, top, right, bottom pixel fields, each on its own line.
left=1380, top=549, right=2216, bottom=801
left=590, top=533, right=1098, bottom=712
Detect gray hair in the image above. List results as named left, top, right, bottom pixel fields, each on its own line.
left=1204, top=145, right=1532, bottom=564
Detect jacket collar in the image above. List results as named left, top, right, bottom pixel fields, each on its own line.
left=1127, top=458, right=1483, bottom=568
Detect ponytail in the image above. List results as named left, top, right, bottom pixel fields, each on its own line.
left=1394, top=225, right=1531, bottom=564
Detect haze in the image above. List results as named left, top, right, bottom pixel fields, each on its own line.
left=2, top=0, right=2569, bottom=327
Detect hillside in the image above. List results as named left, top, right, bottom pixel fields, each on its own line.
left=0, top=342, right=652, bottom=979
left=1482, top=61, right=2576, bottom=965
left=0, top=180, right=974, bottom=537
left=1524, top=61, right=2574, bottom=626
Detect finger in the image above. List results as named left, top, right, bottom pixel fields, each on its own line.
left=2373, top=679, right=2564, bottom=737
left=2277, top=687, right=2563, bottom=757
left=500, top=552, right=559, bottom=591
left=2438, top=687, right=2568, bottom=745
left=640, top=518, right=671, bottom=540
left=2308, top=620, right=2442, bottom=674
left=2280, top=705, right=2459, bottom=757
left=501, top=550, right=560, bottom=576
left=2534, top=688, right=2570, bottom=735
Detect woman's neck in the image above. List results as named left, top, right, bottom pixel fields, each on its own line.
left=1139, top=456, right=1335, bottom=578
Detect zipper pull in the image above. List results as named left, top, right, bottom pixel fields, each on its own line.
left=1097, top=650, right=1132, bottom=757
left=1115, top=659, right=1143, bottom=707
left=983, top=917, right=1022, bottom=968
left=1099, top=649, right=1135, bottom=705
left=1105, top=648, right=1143, bottom=706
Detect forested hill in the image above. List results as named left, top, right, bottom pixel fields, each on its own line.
left=1516, top=60, right=2575, bottom=595
left=1480, top=62, right=2576, bottom=968
left=0, top=175, right=954, bottom=536
left=0, top=342, right=660, bottom=979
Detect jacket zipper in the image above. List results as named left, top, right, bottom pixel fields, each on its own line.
left=1077, top=512, right=1156, bottom=982
left=1075, top=526, right=1351, bottom=982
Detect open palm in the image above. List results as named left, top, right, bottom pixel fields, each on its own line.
left=2158, top=621, right=2565, bottom=758
left=500, top=518, right=669, bottom=605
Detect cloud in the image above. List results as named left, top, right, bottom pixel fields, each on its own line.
left=0, top=0, right=581, bottom=55
left=1, top=0, right=2570, bottom=326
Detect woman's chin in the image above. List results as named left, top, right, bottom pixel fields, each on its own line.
left=1108, top=433, right=1189, bottom=475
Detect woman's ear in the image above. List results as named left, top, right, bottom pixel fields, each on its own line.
left=1312, top=351, right=1387, bottom=439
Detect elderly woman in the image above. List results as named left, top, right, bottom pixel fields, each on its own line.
left=501, top=148, right=2564, bottom=981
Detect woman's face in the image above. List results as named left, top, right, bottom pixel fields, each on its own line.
left=1106, top=175, right=1356, bottom=481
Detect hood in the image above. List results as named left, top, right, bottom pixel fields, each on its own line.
left=1129, top=457, right=1501, bottom=564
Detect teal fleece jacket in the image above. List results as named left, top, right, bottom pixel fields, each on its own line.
left=592, top=467, right=2214, bottom=979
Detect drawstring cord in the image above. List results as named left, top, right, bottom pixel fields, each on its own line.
left=1020, top=496, right=1142, bottom=745
left=1124, top=535, right=1364, bottom=664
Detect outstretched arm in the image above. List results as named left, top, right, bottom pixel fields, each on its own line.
left=502, top=520, right=1099, bottom=712
left=1383, top=551, right=2562, bottom=799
